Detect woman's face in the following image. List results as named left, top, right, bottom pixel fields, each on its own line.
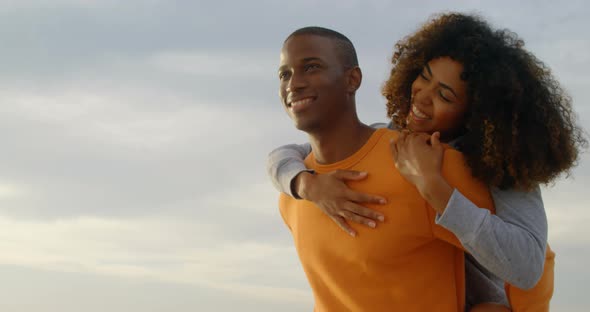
left=407, top=57, right=469, bottom=141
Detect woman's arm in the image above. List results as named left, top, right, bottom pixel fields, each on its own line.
left=266, top=143, right=386, bottom=236
left=437, top=186, right=547, bottom=289
left=266, top=121, right=390, bottom=197
left=392, top=132, right=546, bottom=289
left=267, top=143, right=313, bottom=198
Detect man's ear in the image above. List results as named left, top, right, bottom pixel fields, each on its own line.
left=346, top=66, right=362, bottom=94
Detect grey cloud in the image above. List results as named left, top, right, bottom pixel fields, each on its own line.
left=0, top=264, right=312, bottom=312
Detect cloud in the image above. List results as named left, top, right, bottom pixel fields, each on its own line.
left=0, top=182, right=26, bottom=200
left=150, top=50, right=277, bottom=79
left=0, top=215, right=309, bottom=303
left=0, top=0, right=106, bottom=8
left=0, top=81, right=287, bottom=220
left=544, top=176, right=590, bottom=246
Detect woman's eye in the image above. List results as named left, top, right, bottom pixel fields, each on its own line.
left=439, top=90, right=451, bottom=102
left=419, top=71, right=429, bottom=80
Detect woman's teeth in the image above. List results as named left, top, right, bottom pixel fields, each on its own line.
left=412, top=105, right=430, bottom=119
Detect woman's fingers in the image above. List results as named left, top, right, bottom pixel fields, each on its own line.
left=343, top=201, right=386, bottom=222
left=339, top=210, right=378, bottom=229
left=330, top=215, right=357, bottom=237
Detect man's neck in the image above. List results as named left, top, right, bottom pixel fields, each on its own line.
left=308, top=117, right=375, bottom=165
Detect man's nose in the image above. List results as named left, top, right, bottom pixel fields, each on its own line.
left=286, top=71, right=307, bottom=93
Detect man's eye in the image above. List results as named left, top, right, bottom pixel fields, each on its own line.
left=279, top=72, right=289, bottom=80
left=305, top=64, right=320, bottom=71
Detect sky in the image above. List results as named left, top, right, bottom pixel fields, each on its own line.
left=0, top=0, right=589, bottom=311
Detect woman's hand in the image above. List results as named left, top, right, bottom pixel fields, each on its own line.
left=294, top=170, right=386, bottom=237
left=390, top=131, right=444, bottom=187
left=390, top=131, right=453, bottom=214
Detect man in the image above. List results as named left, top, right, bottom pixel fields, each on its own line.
left=276, top=26, right=494, bottom=311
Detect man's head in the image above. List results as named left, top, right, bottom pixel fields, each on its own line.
left=284, top=27, right=359, bottom=69
left=278, top=27, right=362, bottom=133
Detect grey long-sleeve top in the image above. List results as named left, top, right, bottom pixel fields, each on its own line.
left=267, top=126, right=548, bottom=296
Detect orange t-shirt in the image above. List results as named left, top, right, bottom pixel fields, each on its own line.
left=505, top=245, right=555, bottom=312
left=279, top=128, right=495, bottom=312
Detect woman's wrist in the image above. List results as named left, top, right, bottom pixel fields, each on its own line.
left=418, top=174, right=454, bottom=214
left=294, top=171, right=315, bottom=200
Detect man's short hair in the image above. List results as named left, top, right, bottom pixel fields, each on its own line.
left=285, top=26, right=359, bottom=69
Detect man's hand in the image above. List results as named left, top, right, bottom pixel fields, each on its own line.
left=294, top=170, right=386, bottom=237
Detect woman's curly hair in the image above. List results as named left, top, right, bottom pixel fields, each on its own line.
left=382, top=12, right=587, bottom=190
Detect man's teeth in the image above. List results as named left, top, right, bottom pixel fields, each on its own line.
left=412, top=105, right=429, bottom=119
left=291, top=98, right=312, bottom=107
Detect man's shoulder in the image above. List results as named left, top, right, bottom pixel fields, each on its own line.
left=369, top=122, right=390, bottom=129
left=375, top=128, right=400, bottom=142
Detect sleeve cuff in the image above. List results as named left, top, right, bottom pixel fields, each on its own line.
left=278, top=160, right=313, bottom=198
left=435, top=189, right=490, bottom=244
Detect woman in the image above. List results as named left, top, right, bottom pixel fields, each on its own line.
left=267, top=13, right=586, bottom=311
